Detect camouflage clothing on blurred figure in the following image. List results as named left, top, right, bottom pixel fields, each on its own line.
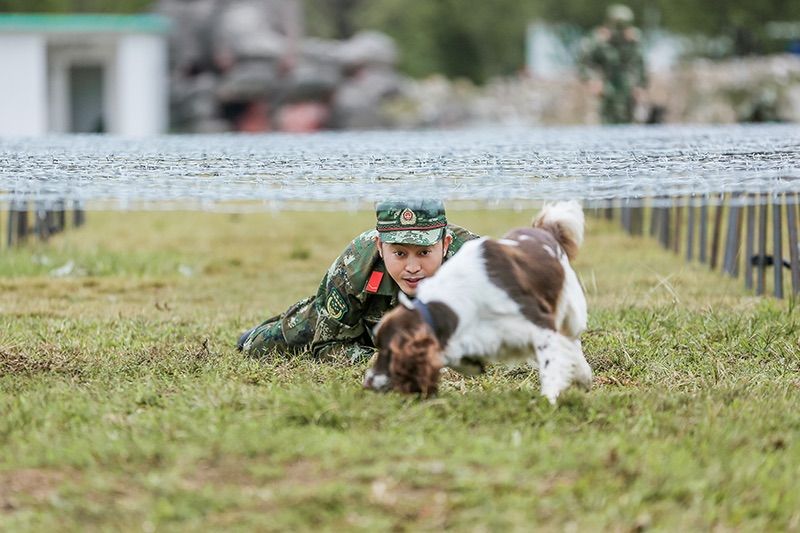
left=579, top=4, right=647, bottom=124
left=240, top=200, right=478, bottom=362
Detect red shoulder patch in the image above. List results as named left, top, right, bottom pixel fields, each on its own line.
left=365, top=271, right=384, bottom=293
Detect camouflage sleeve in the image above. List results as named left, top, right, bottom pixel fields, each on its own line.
left=308, top=241, right=376, bottom=363
left=446, top=224, right=481, bottom=257
left=315, top=343, right=376, bottom=364
left=634, top=40, right=647, bottom=88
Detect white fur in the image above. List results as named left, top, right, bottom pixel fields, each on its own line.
left=398, top=291, right=414, bottom=309
left=364, top=369, right=389, bottom=391
left=534, top=200, right=585, bottom=249
left=415, top=202, right=591, bottom=404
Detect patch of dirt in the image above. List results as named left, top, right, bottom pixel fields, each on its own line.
left=594, top=375, right=636, bottom=387
left=0, top=469, right=67, bottom=513
left=186, top=458, right=334, bottom=491
left=187, top=459, right=453, bottom=527
left=185, top=460, right=261, bottom=490
left=369, top=476, right=450, bottom=527
left=0, top=347, right=85, bottom=377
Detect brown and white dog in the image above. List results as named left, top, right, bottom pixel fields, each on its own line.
left=363, top=201, right=592, bottom=404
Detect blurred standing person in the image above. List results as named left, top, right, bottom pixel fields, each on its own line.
left=579, top=4, right=647, bottom=124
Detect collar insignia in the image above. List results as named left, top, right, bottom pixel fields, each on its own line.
left=365, top=271, right=384, bottom=293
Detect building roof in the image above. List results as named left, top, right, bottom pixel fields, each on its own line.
left=0, top=13, right=169, bottom=34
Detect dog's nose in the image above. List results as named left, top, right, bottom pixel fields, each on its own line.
left=363, top=369, right=375, bottom=389
left=363, top=370, right=389, bottom=391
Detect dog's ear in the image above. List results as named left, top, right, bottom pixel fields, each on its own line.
left=389, top=326, right=443, bottom=396
left=420, top=342, right=444, bottom=395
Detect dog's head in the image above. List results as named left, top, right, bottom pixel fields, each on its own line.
left=363, top=302, right=444, bottom=397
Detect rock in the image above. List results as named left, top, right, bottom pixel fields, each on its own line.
left=215, top=59, right=284, bottom=103
left=158, top=0, right=406, bottom=131
left=339, top=30, right=398, bottom=68
left=212, top=0, right=297, bottom=60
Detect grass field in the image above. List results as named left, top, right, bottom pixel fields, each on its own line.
left=1, top=208, right=799, bottom=531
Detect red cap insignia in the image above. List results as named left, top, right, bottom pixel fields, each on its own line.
left=400, top=208, right=417, bottom=225
left=365, top=271, right=384, bottom=293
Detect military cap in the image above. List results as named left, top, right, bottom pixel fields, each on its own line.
left=375, top=199, right=447, bottom=246
left=607, top=4, right=634, bottom=24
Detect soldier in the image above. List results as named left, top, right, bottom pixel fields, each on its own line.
left=238, top=200, right=479, bottom=362
left=579, top=4, right=647, bottom=124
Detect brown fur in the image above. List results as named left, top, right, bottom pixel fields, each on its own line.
left=483, top=228, right=565, bottom=330
left=373, top=304, right=452, bottom=396
left=388, top=325, right=443, bottom=396
left=533, top=221, right=578, bottom=261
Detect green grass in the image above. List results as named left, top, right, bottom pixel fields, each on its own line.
left=1, top=209, right=799, bottom=531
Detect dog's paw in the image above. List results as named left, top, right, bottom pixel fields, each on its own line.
left=541, top=382, right=562, bottom=405
left=574, top=362, right=593, bottom=391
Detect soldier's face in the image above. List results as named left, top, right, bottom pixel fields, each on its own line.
left=377, top=236, right=451, bottom=296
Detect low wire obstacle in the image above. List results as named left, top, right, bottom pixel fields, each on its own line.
left=1, top=124, right=799, bottom=210
left=1, top=124, right=798, bottom=297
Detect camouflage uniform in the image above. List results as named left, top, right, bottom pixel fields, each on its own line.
left=241, top=200, right=478, bottom=362
left=579, top=5, right=647, bottom=124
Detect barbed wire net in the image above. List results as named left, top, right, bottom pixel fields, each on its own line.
left=1, top=124, right=799, bottom=211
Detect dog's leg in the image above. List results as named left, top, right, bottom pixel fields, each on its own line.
left=572, top=339, right=593, bottom=391
left=555, top=262, right=587, bottom=340
left=531, top=330, right=593, bottom=404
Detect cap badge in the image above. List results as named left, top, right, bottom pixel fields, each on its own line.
left=400, top=208, right=416, bottom=226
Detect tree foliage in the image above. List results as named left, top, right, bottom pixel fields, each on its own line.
left=4, top=0, right=799, bottom=83
left=308, top=0, right=800, bottom=82
left=353, top=0, right=538, bottom=82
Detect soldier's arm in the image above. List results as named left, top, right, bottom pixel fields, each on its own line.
left=308, top=245, right=376, bottom=363
left=627, top=27, right=648, bottom=89
left=577, top=31, right=606, bottom=81
left=315, top=342, right=376, bottom=363
left=446, top=224, right=481, bottom=258
left=635, top=45, right=648, bottom=88
left=310, top=284, right=376, bottom=363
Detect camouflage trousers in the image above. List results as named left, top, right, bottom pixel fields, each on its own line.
left=242, top=296, right=316, bottom=358
left=600, top=92, right=635, bottom=124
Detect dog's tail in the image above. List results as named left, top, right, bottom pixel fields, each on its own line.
left=532, top=200, right=584, bottom=261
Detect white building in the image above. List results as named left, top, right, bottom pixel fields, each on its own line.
left=0, top=14, right=169, bottom=137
